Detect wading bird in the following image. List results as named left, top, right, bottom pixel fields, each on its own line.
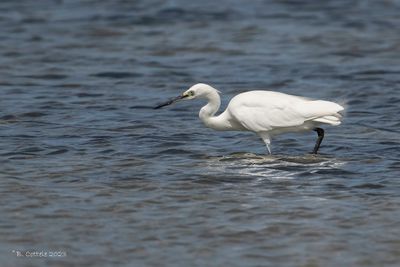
left=154, top=83, right=344, bottom=154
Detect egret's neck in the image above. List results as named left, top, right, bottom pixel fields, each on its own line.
left=199, top=90, right=230, bottom=131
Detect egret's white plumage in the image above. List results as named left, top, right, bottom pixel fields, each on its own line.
left=155, top=83, right=344, bottom=154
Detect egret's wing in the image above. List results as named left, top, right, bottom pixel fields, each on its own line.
left=227, top=91, right=343, bottom=132
left=230, top=103, right=305, bottom=132
left=227, top=92, right=305, bottom=132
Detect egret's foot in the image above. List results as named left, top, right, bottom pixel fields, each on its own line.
left=265, top=144, right=272, bottom=155
left=312, top=127, right=324, bottom=154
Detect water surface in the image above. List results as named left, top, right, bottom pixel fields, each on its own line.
left=1, top=0, right=400, bottom=266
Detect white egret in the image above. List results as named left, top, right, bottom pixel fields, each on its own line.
left=154, top=83, right=344, bottom=154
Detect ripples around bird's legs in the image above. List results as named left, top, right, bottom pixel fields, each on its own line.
left=198, top=153, right=348, bottom=182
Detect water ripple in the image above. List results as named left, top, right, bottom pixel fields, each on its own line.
left=1, top=1, right=399, bottom=266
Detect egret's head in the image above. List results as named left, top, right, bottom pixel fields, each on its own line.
left=182, top=83, right=214, bottom=100
left=154, top=83, right=218, bottom=109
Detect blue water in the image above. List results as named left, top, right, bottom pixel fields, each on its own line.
left=1, top=0, right=400, bottom=266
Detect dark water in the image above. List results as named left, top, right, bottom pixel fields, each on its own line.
left=1, top=0, right=400, bottom=266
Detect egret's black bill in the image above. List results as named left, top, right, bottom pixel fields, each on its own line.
left=154, top=94, right=187, bottom=109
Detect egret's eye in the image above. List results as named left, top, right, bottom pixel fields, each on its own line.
left=189, top=91, right=195, bottom=96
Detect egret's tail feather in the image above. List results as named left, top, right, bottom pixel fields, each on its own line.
left=312, top=115, right=342, bottom=126
left=300, top=100, right=344, bottom=126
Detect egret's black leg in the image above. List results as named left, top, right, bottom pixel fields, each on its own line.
left=312, top=128, right=324, bottom=154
